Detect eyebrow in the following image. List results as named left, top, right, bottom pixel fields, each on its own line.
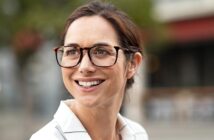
left=93, top=42, right=111, bottom=47
left=64, top=42, right=112, bottom=48
left=64, top=43, right=80, bottom=47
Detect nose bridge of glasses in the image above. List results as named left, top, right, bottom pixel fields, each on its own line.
left=80, top=47, right=92, bottom=59
left=81, top=47, right=91, bottom=55
left=79, top=47, right=93, bottom=65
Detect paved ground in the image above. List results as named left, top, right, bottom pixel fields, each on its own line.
left=144, top=121, right=214, bottom=140
left=0, top=111, right=214, bottom=140
left=125, top=107, right=214, bottom=140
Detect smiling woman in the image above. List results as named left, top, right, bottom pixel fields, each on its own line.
left=30, top=1, right=148, bottom=140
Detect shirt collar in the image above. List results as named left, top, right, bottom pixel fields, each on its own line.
left=54, top=100, right=87, bottom=133
left=118, top=114, right=135, bottom=140
left=54, top=100, right=135, bottom=139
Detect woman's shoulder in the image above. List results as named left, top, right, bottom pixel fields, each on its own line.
left=30, top=120, right=61, bottom=140
left=119, top=115, right=149, bottom=140
left=123, top=117, right=147, bottom=133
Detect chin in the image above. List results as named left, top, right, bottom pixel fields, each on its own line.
left=77, top=97, right=100, bottom=108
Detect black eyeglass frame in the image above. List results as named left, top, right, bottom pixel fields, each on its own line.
left=53, top=45, right=137, bottom=68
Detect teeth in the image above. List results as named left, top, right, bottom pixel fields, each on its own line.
left=78, top=81, right=102, bottom=87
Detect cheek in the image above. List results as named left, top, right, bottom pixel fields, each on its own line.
left=107, top=65, right=128, bottom=95
left=62, top=67, right=74, bottom=76
left=111, top=57, right=128, bottom=83
left=116, top=54, right=128, bottom=76
left=61, top=68, right=73, bottom=86
left=61, top=69, right=68, bottom=79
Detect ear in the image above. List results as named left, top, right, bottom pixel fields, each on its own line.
left=126, top=52, right=143, bottom=79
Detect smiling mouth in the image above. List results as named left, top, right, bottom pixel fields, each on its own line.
left=75, top=80, right=104, bottom=88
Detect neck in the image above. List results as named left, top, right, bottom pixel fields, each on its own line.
left=69, top=100, right=122, bottom=140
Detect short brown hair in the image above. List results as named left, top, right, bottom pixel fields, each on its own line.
left=60, top=1, right=143, bottom=89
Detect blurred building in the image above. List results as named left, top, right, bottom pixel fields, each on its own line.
left=0, top=41, right=67, bottom=139
left=144, top=0, right=214, bottom=121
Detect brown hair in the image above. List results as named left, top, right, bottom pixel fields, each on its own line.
left=60, top=1, right=143, bottom=89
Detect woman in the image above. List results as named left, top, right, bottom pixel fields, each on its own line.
left=30, top=1, right=148, bottom=140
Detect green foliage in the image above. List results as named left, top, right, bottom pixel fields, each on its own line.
left=111, top=0, right=154, bottom=28
left=0, top=0, right=154, bottom=47
left=0, top=0, right=86, bottom=46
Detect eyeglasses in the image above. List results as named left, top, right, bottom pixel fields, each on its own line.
left=53, top=44, right=134, bottom=68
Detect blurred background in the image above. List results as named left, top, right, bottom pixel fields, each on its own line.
left=0, top=0, right=214, bottom=140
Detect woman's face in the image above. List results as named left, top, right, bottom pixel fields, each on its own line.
left=62, top=15, right=135, bottom=108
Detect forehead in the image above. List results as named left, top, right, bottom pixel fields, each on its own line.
left=64, top=15, right=119, bottom=46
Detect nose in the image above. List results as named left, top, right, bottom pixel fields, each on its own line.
left=78, top=53, right=96, bottom=74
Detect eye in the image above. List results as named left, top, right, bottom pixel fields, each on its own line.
left=95, top=49, right=109, bottom=55
left=64, top=47, right=80, bottom=57
left=92, top=46, right=114, bottom=57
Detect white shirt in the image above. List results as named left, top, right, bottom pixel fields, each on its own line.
left=30, top=101, right=148, bottom=140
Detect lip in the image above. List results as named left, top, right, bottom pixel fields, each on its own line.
left=74, top=77, right=105, bottom=82
left=73, top=78, right=105, bottom=92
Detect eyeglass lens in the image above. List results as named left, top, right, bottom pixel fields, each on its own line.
left=56, top=45, right=118, bottom=67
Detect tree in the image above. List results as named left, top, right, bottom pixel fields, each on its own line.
left=0, top=0, right=153, bottom=47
